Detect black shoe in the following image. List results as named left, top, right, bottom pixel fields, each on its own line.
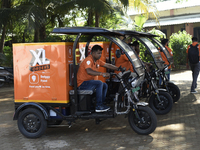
left=95, top=105, right=110, bottom=112
left=191, top=90, right=197, bottom=94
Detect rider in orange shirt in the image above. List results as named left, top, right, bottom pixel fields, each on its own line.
left=115, top=49, right=133, bottom=73
left=132, top=41, right=152, bottom=72
left=159, top=39, right=174, bottom=85
left=77, top=45, right=119, bottom=112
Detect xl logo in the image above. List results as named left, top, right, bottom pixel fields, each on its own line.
left=30, top=48, right=50, bottom=66
left=29, top=48, right=50, bottom=72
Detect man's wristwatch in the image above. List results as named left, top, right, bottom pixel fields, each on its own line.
left=102, top=73, right=106, bottom=77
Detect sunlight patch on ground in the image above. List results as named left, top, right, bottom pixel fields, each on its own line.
left=116, top=147, right=126, bottom=150
left=193, top=99, right=200, bottom=104
left=157, top=123, right=185, bottom=131
left=0, top=123, right=13, bottom=128
left=171, top=70, right=200, bottom=81
left=0, top=98, right=13, bottom=102
left=103, top=126, right=127, bottom=130
left=44, top=140, right=69, bottom=149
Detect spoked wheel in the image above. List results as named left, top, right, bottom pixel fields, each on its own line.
left=167, top=82, right=180, bottom=103
left=17, top=108, right=47, bottom=138
left=128, top=106, right=157, bottom=135
left=149, top=91, right=173, bottom=115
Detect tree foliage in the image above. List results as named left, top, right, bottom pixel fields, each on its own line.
left=0, top=0, right=160, bottom=66
left=169, top=30, right=192, bottom=67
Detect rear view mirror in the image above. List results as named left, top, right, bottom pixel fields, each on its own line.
left=116, top=49, right=121, bottom=58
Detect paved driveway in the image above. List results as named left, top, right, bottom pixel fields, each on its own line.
left=0, top=70, right=200, bottom=150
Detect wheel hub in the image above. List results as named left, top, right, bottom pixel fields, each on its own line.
left=23, top=114, right=41, bottom=132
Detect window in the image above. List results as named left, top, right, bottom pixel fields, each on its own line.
left=161, top=29, right=167, bottom=37
left=181, top=28, right=185, bottom=32
left=194, top=27, right=200, bottom=42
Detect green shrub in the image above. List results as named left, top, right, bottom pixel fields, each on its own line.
left=1, top=46, right=13, bottom=67
left=169, top=31, right=192, bottom=68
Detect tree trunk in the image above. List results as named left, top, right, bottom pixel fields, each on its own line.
left=95, top=12, right=100, bottom=27
left=87, top=10, right=93, bottom=26
left=0, top=25, right=7, bottom=53
left=39, top=25, right=46, bottom=42
left=34, top=27, right=39, bottom=42
left=22, top=29, right=26, bottom=43
left=58, top=17, right=64, bottom=27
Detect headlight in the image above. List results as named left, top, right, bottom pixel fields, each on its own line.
left=131, top=79, right=138, bottom=88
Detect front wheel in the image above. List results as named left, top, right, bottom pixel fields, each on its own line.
left=128, top=106, right=157, bottom=135
left=17, top=108, right=47, bottom=138
left=167, top=82, right=180, bottom=103
left=149, top=91, right=173, bottom=115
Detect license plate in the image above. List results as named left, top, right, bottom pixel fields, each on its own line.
left=132, top=86, right=140, bottom=93
left=165, top=71, right=170, bottom=74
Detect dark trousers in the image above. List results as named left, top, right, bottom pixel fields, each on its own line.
left=78, top=80, right=108, bottom=106
left=190, top=63, right=200, bottom=91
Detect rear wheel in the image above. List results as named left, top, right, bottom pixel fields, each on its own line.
left=128, top=106, right=157, bottom=135
left=149, top=91, right=173, bottom=115
left=17, top=108, right=47, bottom=138
left=167, top=82, right=180, bottom=103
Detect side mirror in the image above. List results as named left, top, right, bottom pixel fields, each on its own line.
left=116, top=49, right=121, bottom=58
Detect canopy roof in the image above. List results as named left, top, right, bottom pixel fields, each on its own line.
left=52, top=27, right=123, bottom=36
left=115, top=30, right=158, bottom=37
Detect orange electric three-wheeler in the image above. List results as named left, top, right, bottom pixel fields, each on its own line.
left=13, top=27, right=157, bottom=138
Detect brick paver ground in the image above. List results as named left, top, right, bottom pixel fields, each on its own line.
left=0, top=70, right=200, bottom=150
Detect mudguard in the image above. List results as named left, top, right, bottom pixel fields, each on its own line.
left=157, top=88, right=167, bottom=92
left=136, top=102, right=148, bottom=107
left=166, top=81, right=174, bottom=84
left=13, top=102, right=49, bottom=120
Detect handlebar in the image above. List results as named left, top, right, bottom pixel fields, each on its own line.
left=118, top=66, right=126, bottom=73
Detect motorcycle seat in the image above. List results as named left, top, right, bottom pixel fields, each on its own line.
left=4, top=67, right=13, bottom=74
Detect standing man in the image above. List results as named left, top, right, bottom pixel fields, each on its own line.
left=77, top=45, right=120, bottom=112
left=186, top=37, right=200, bottom=93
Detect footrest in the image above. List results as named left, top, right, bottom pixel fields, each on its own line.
left=69, top=90, right=94, bottom=95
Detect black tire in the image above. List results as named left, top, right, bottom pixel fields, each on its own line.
left=47, top=120, right=63, bottom=126
left=149, top=91, right=173, bottom=115
left=167, top=82, right=180, bottom=103
left=17, top=108, right=47, bottom=138
left=128, top=106, right=157, bottom=135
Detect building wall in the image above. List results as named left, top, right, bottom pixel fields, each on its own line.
left=149, top=5, right=200, bottom=19
left=130, top=3, right=200, bottom=41
left=173, top=6, right=200, bottom=16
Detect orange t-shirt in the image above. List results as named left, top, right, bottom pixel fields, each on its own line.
left=186, top=42, right=200, bottom=55
left=159, top=46, right=173, bottom=69
left=77, top=55, right=105, bottom=87
left=115, top=54, right=134, bottom=73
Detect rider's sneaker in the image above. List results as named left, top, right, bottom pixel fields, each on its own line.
left=95, top=105, right=110, bottom=112
left=191, top=90, right=197, bottom=94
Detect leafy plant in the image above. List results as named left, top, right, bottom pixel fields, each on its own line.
left=169, top=30, right=192, bottom=68
left=148, top=28, right=166, bottom=42
left=2, top=46, right=13, bottom=67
